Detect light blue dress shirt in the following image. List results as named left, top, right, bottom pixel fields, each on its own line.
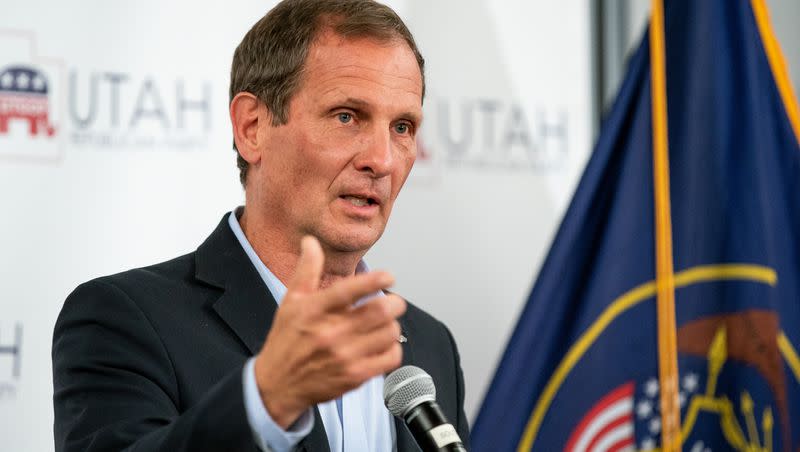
left=228, top=209, right=396, bottom=452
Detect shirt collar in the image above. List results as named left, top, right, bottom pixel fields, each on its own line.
left=227, top=207, right=374, bottom=305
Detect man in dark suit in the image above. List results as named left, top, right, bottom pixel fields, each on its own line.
left=52, top=1, right=469, bottom=451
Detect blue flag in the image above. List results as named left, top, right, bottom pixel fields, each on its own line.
left=471, top=0, right=800, bottom=451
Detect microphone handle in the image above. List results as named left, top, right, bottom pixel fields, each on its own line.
left=405, top=401, right=467, bottom=452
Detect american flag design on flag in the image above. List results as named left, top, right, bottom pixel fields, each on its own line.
left=565, top=382, right=635, bottom=452
left=632, top=372, right=702, bottom=452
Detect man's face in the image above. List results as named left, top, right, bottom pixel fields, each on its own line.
left=257, top=30, right=423, bottom=254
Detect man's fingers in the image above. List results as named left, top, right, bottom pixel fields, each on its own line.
left=350, top=295, right=406, bottom=333
left=343, top=320, right=402, bottom=357
left=351, top=342, right=404, bottom=379
left=287, top=235, right=324, bottom=293
left=317, top=271, right=395, bottom=311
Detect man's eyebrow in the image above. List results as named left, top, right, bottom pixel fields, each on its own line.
left=336, top=97, right=423, bottom=123
left=337, top=97, right=370, bottom=109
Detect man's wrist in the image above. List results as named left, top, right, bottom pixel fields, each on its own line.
left=243, top=358, right=313, bottom=452
left=254, top=355, right=307, bottom=429
left=261, top=394, right=306, bottom=430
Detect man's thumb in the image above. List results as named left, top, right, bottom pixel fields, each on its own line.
left=287, top=235, right=323, bottom=293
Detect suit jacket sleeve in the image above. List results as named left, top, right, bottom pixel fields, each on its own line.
left=52, top=279, right=256, bottom=452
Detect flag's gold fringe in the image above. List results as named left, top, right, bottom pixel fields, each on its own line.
left=751, top=0, right=800, bottom=146
left=517, top=264, right=776, bottom=451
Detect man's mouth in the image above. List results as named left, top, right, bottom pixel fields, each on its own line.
left=341, top=195, right=377, bottom=207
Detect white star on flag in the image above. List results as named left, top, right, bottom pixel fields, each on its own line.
left=690, top=440, right=711, bottom=452
left=644, top=378, right=660, bottom=398
left=682, top=373, right=699, bottom=393
left=636, top=400, right=652, bottom=419
left=648, top=416, right=661, bottom=434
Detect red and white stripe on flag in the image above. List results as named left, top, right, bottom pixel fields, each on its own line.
left=564, top=382, right=636, bottom=452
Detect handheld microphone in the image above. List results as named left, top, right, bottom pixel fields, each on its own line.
left=383, top=366, right=467, bottom=451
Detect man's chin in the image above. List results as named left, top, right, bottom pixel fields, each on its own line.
left=319, top=228, right=383, bottom=254
left=328, top=238, right=379, bottom=254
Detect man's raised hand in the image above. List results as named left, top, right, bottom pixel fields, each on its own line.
left=253, top=236, right=406, bottom=428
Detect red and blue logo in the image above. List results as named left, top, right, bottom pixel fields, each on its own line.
left=0, top=65, right=56, bottom=137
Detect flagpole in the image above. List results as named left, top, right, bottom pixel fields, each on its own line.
left=649, top=0, right=682, bottom=450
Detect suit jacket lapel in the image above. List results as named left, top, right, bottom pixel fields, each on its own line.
left=195, top=213, right=278, bottom=355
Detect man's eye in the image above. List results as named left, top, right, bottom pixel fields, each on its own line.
left=337, top=112, right=352, bottom=123
left=394, top=123, right=410, bottom=134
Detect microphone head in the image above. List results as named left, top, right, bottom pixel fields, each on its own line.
left=383, top=365, right=436, bottom=418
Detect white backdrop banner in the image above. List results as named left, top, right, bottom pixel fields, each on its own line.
left=0, top=1, right=593, bottom=450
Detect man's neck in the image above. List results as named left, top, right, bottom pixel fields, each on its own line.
left=238, top=208, right=365, bottom=289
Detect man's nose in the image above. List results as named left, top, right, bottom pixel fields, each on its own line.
left=354, top=125, right=394, bottom=177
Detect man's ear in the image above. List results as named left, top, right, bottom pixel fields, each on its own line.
left=230, top=92, right=269, bottom=166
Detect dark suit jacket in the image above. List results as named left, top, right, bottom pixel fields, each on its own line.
left=52, top=213, right=470, bottom=452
